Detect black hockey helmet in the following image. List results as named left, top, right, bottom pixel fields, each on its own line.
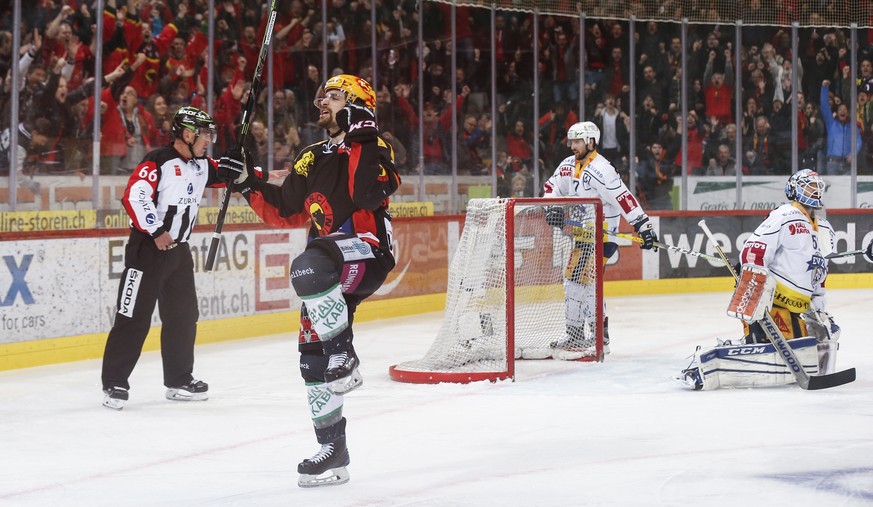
left=171, top=106, right=217, bottom=142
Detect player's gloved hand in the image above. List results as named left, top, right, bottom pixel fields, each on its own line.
left=544, top=207, right=565, bottom=228
left=336, top=103, right=378, bottom=142
left=818, top=311, right=841, bottom=341
left=217, top=148, right=247, bottom=184
left=634, top=218, right=658, bottom=251
left=866, top=241, right=873, bottom=262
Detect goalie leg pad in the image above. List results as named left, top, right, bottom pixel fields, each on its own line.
left=694, top=337, right=819, bottom=390
left=727, top=264, right=775, bottom=322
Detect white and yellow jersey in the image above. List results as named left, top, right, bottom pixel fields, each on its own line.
left=542, top=150, right=649, bottom=233
left=740, top=202, right=834, bottom=313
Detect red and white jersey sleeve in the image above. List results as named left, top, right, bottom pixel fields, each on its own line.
left=122, top=146, right=222, bottom=242
left=123, top=160, right=164, bottom=235
left=739, top=202, right=830, bottom=311
left=543, top=151, right=648, bottom=232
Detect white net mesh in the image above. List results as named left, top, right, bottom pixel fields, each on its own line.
left=390, top=198, right=603, bottom=383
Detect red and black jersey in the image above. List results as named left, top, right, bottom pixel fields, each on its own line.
left=246, top=136, right=399, bottom=253
left=122, top=145, right=225, bottom=242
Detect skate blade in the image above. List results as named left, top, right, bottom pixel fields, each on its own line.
left=102, top=397, right=126, bottom=410
left=298, top=466, right=350, bottom=488
left=327, top=369, right=363, bottom=395
left=165, top=390, right=209, bottom=401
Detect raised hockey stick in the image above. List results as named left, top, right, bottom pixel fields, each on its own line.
left=205, top=0, right=279, bottom=272
left=697, top=220, right=855, bottom=390
left=566, top=219, right=724, bottom=263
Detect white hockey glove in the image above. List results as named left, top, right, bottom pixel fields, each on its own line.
left=802, top=310, right=841, bottom=342
left=217, top=149, right=248, bottom=185
left=727, top=264, right=775, bottom=322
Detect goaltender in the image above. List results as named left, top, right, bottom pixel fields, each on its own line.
left=679, top=170, right=841, bottom=390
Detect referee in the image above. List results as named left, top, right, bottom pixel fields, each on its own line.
left=101, top=106, right=239, bottom=410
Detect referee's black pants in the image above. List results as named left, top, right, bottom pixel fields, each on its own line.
left=101, top=230, right=199, bottom=391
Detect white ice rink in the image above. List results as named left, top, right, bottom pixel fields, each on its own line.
left=1, top=289, right=872, bottom=507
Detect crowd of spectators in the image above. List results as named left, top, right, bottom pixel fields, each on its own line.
left=1, top=1, right=873, bottom=209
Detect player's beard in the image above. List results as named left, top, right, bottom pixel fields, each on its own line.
left=317, top=109, right=335, bottom=130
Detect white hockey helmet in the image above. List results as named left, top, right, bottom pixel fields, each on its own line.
left=567, top=121, right=600, bottom=147
left=785, top=169, right=825, bottom=209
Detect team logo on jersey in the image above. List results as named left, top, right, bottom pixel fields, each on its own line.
left=807, top=253, right=827, bottom=284
left=175, top=165, right=182, bottom=176
left=616, top=191, right=639, bottom=215
left=306, top=192, right=333, bottom=235
left=581, top=172, right=592, bottom=190
left=295, top=151, right=314, bottom=177
left=788, top=222, right=810, bottom=235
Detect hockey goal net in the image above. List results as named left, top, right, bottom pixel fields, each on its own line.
left=389, top=198, right=604, bottom=384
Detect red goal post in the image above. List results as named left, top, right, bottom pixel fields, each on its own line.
left=389, top=197, right=604, bottom=384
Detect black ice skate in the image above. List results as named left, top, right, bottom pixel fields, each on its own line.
left=297, top=438, right=350, bottom=488
left=102, top=387, right=129, bottom=410
left=324, top=351, right=363, bottom=395
left=165, top=379, right=209, bottom=401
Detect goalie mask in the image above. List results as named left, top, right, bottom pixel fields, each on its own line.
left=784, top=169, right=825, bottom=209
left=313, top=74, right=377, bottom=112
left=567, top=121, right=600, bottom=147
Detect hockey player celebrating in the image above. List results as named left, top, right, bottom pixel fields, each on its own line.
left=679, top=169, right=840, bottom=390
left=218, top=74, right=400, bottom=487
left=543, top=121, right=658, bottom=356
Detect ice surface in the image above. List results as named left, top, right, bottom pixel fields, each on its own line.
left=1, top=289, right=871, bottom=506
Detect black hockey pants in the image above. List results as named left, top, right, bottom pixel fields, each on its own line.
left=101, top=230, right=199, bottom=391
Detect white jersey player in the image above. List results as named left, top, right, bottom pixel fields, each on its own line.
left=543, top=121, right=658, bottom=356
left=680, top=169, right=841, bottom=390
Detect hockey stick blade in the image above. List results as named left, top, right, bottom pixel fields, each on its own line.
left=806, top=367, right=856, bottom=390
left=760, top=313, right=856, bottom=390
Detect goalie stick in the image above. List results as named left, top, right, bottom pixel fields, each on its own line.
left=565, top=219, right=724, bottom=263
left=205, top=0, right=279, bottom=271
left=697, top=220, right=855, bottom=390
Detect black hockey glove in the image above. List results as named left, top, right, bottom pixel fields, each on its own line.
left=544, top=206, right=565, bottom=229
left=336, top=103, right=378, bottom=142
left=866, top=241, right=873, bottom=262
left=634, top=218, right=658, bottom=251
left=217, top=148, right=247, bottom=185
